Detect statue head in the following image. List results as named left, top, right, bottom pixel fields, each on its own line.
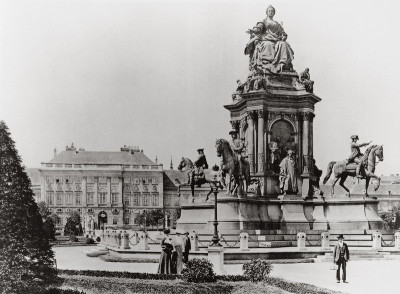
left=287, top=149, right=295, bottom=157
left=229, top=129, right=238, bottom=139
left=197, top=148, right=204, bottom=155
left=266, top=5, right=276, bottom=17
left=350, top=135, right=359, bottom=142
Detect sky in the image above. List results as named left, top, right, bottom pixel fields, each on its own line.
left=1, top=0, right=400, bottom=176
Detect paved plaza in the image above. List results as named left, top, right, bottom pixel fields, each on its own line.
left=55, top=246, right=400, bottom=294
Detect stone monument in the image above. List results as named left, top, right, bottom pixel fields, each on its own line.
left=177, top=5, right=383, bottom=233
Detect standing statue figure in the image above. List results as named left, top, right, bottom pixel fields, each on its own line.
left=229, top=129, right=244, bottom=172
left=299, top=68, right=314, bottom=93
left=279, top=149, right=298, bottom=195
left=245, top=5, right=294, bottom=74
left=268, top=138, right=281, bottom=174
left=347, top=135, right=371, bottom=178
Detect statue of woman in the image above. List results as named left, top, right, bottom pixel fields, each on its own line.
left=245, top=5, right=294, bottom=74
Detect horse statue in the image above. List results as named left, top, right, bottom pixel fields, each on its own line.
left=177, top=157, right=208, bottom=197
left=323, top=145, right=384, bottom=197
left=215, top=138, right=251, bottom=196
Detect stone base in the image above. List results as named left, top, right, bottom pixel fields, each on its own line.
left=177, top=188, right=383, bottom=233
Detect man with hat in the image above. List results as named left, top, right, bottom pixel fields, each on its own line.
left=229, top=128, right=244, bottom=171
left=333, top=234, right=350, bottom=283
left=182, top=231, right=191, bottom=263
left=348, top=135, right=371, bottom=178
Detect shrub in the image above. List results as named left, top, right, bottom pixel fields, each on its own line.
left=59, top=269, right=179, bottom=280
left=42, top=289, right=86, bottom=294
left=86, top=238, right=95, bottom=244
left=242, top=259, right=273, bottom=282
left=96, top=236, right=101, bottom=242
left=182, top=258, right=216, bottom=283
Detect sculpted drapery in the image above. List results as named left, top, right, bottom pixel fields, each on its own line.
left=245, top=5, right=294, bottom=74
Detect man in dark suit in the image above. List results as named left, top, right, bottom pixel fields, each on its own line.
left=333, top=234, right=350, bottom=283
left=182, top=231, right=191, bottom=263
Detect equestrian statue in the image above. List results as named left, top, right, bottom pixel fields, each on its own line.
left=323, top=135, right=384, bottom=197
left=177, top=148, right=209, bottom=197
left=215, top=129, right=251, bottom=196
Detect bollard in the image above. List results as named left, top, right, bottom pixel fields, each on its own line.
left=130, top=231, right=139, bottom=245
left=297, top=231, right=306, bottom=249
left=123, top=231, right=130, bottom=249
left=394, top=231, right=400, bottom=250
left=189, top=231, right=199, bottom=251
left=106, top=230, right=111, bottom=246
left=372, top=231, right=382, bottom=250
left=321, top=231, right=330, bottom=248
left=137, top=231, right=150, bottom=250
left=117, top=231, right=123, bottom=248
left=239, top=232, right=249, bottom=251
left=113, top=231, right=118, bottom=247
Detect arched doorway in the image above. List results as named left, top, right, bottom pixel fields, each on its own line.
left=98, top=211, right=108, bottom=230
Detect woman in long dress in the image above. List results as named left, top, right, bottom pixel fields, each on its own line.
left=172, top=230, right=184, bottom=274
left=157, top=229, right=173, bottom=274
left=245, top=5, right=294, bottom=74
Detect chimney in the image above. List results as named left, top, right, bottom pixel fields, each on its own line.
left=54, top=148, right=57, bottom=158
left=155, top=156, right=158, bottom=164
left=170, top=157, right=173, bottom=170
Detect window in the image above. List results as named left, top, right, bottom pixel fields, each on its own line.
left=57, top=217, right=63, bottom=225
left=133, top=177, right=140, bottom=184
left=65, top=193, right=73, bottom=205
left=65, top=176, right=72, bottom=184
left=56, top=193, right=63, bottom=205
left=99, top=176, right=107, bottom=184
left=99, top=192, right=107, bottom=204
left=142, top=193, right=150, bottom=206
left=87, top=192, right=94, bottom=204
left=74, top=176, right=82, bottom=183
left=133, top=193, right=140, bottom=206
left=112, top=193, right=119, bottom=204
left=151, top=193, right=159, bottom=206
left=46, top=192, right=54, bottom=205
left=123, top=194, right=130, bottom=205
left=55, top=176, right=62, bottom=183
left=46, top=176, right=54, bottom=183
left=56, top=208, right=63, bottom=214
left=124, top=216, right=130, bottom=225
left=87, top=208, right=94, bottom=213
left=113, top=218, right=118, bottom=225
left=75, top=193, right=81, bottom=205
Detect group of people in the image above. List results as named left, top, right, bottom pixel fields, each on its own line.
left=157, top=229, right=191, bottom=275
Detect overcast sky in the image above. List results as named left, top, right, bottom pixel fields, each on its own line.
left=1, top=0, right=399, bottom=176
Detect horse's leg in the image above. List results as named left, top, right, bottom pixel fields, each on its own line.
left=365, top=177, right=370, bottom=197
left=339, top=175, right=350, bottom=197
left=331, top=177, right=340, bottom=196
left=365, top=171, right=381, bottom=191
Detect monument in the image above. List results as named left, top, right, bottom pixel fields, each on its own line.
left=177, top=5, right=383, bottom=233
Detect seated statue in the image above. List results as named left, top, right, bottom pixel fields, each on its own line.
left=245, top=5, right=294, bottom=75
left=299, top=68, right=314, bottom=93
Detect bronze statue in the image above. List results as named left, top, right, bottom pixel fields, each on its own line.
left=268, top=138, right=281, bottom=174
left=323, top=145, right=384, bottom=197
left=216, top=138, right=250, bottom=196
left=232, top=79, right=245, bottom=101
left=279, top=149, right=298, bottom=195
left=347, top=135, right=371, bottom=178
left=177, top=149, right=209, bottom=197
left=299, top=68, right=314, bottom=93
left=245, top=5, right=294, bottom=74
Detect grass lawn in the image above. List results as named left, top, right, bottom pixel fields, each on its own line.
left=55, top=273, right=345, bottom=294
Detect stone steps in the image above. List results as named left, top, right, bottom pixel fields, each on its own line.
left=258, top=241, right=293, bottom=248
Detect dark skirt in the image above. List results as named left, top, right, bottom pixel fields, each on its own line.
left=157, top=250, right=171, bottom=274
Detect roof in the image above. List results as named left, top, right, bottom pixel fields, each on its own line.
left=48, top=150, right=155, bottom=165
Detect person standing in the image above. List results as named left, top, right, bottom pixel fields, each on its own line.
left=157, top=229, right=173, bottom=274
left=182, top=231, right=191, bottom=263
left=171, top=230, right=184, bottom=274
left=333, top=234, right=350, bottom=283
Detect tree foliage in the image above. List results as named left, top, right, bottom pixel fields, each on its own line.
left=64, top=210, right=83, bottom=238
left=38, top=202, right=56, bottom=241
left=0, top=121, right=56, bottom=293
left=134, top=209, right=165, bottom=229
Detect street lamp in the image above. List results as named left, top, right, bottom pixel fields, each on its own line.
left=209, top=165, right=222, bottom=247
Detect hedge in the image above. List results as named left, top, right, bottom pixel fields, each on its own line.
left=264, top=277, right=342, bottom=294
left=58, top=269, right=180, bottom=280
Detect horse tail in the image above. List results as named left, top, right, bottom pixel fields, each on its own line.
left=323, top=161, right=336, bottom=184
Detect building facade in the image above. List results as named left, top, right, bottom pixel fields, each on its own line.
left=38, top=144, right=165, bottom=234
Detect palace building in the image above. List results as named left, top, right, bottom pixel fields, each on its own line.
left=37, top=144, right=168, bottom=234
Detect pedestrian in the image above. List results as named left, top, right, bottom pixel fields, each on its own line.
left=183, top=231, right=191, bottom=263
left=333, top=234, right=350, bottom=283
left=172, top=230, right=184, bottom=274
left=157, top=229, right=173, bottom=274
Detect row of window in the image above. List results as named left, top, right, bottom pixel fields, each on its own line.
left=46, top=176, right=159, bottom=184
left=55, top=216, right=134, bottom=226
left=46, top=192, right=160, bottom=206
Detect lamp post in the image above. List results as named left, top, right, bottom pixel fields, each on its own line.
left=209, top=166, right=222, bottom=247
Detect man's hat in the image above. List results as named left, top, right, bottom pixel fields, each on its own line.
left=184, top=231, right=189, bottom=235
left=229, top=129, right=238, bottom=135
left=197, top=148, right=204, bottom=152
left=350, top=135, right=359, bottom=140
left=337, top=234, right=344, bottom=239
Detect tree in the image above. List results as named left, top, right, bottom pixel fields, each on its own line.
left=37, top=202, right=56, bottom=241
left=0, top=121, right=56, bottom=293
left=134, top=209, right=165, bottom=230
left=64, top=210, right=83, bottom=239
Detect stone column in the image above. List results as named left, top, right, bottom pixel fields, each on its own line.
left=239, top=117, right=247, bottom=140
left=189, top=231, right=199, bottom=251
left=394, top=231, right=400, bottom=250
left=257, top=110, right=265, bottom=173
left=297, top=232, right=306, bottom=249
left=94, top=177, right=98, bottom=206
left=239, top=232, right=249, bottom=251
left=247, top=112, right=255, bottom=174
left=321, top=232, right=330, bottom=248
left=107, top=177, right=111, bottom=205
left=302, top=112, right=310, bottom=173
left=82, top=176, right=87, bottom=206
left=372, top=231, right=382, bottom=250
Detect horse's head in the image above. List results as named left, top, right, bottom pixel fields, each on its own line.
left=177, top=157, right=186, bottom=171
left=375, top=145, right=384, bottom=162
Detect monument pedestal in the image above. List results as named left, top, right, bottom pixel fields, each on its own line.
left=207, top=246, right=226, bottom=275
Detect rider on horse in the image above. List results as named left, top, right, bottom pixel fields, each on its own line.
left=193, top=148, right=208, bottom=186
left=229, top=129, right=244, bottom=171
left=347, top=135, right=371, bottom=178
